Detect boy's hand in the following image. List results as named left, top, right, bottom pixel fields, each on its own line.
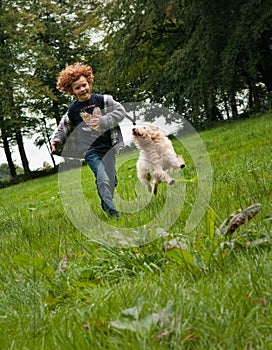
left=88, top=116, right=100, bottom=129
left=51, top=140, right=59, bottom=152
left=90, top=107, right=101, bottom=130
left=80, top=107, right=101, bottom=130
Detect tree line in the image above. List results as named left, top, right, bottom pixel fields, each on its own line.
left=1, top=0, right=272, bottom=177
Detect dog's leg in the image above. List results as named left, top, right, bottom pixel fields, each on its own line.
left=152, top=178, right=161, bottom=195
left=153, top=166, right=175, bottom=185
left=137, top=164, right=153, bottom=192
left=176, top=156, right=186, bottom=169
left=165, top=151, right=186, bottom=170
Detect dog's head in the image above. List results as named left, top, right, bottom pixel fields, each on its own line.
left=132, top=125, right=163, bottom=142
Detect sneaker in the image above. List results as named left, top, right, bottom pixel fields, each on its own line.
left=108, top=211, right=120, bottom=221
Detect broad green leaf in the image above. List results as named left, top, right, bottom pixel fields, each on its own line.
left=206, top=208, right=216, bottom=238
left=165, top=248, right=194, bottom=267
left=13, top=255, right=30, bottom=267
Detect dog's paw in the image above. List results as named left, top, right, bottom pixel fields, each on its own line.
left=169, top=179, right=175, bottom=185
left=177, top=157, right=185, bottom=169
left=147, top=184, right=153, bottom=193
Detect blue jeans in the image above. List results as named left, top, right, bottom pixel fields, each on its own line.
left=84, top=148, right=118, bottom=215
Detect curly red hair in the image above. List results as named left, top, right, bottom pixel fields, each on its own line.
left=57, top=63, right=94, bottom=95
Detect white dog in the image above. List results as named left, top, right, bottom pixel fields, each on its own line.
left=132, top=125, right=185, bottom=194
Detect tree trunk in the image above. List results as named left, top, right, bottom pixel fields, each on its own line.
left=1, top=130, right=17, bottom=177
left=15, top=129, right=31, bottom=175
left=205, top=92, right=222, bottom=122
left=42, top=117, right=57, bottom=168
left=53, top=100, right=61, bottom=124
left=230, top=93, right=238, bottom=119
left=248, top=83, right=254, bottom=111
left=222, top=93, right=230, bottom=119
left=0, top=109, right=17, bottom=177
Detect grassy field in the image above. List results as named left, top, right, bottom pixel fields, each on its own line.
left=0, top=113, right=271, bottom=349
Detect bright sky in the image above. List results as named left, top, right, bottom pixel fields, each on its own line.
left=0, top=137, right=57, bottom=170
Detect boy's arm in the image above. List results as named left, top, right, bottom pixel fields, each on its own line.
left=51, top=114, right=72, bottom=151
left=99, top=95, right=126, bottom=130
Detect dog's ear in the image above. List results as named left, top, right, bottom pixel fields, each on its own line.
left=150, top=127, right=162, bottom=140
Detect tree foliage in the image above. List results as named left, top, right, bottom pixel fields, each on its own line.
left=0, top=0, right=101, bottom=174
left=0, top=0, right=271, bottom=176
left=99, top=0, right=272, bottom=125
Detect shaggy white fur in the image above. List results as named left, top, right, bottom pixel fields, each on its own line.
left=132, top=125, right=185, bottom=194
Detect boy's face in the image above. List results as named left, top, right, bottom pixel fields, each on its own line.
left=71, top=75, right=91, bottom=102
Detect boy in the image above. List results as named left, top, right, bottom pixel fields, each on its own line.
left=51, top=63, right=126, bottom=220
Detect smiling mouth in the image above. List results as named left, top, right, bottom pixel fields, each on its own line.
left=80, top=92, right=90, bottom=99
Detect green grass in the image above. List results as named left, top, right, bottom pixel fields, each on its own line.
left=0, top=113, right=271, bottom=349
